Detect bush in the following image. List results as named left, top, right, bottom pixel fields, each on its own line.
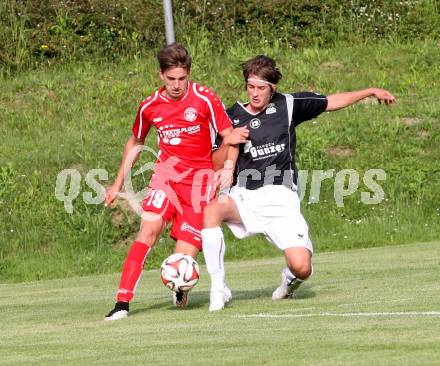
left=1, top=0, right=439, bottom=75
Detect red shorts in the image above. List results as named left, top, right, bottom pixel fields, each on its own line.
left=142, top=181, right=215, bottom=250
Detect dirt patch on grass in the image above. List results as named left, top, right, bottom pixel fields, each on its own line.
left=418, top=129, right=429, bottom=139
left=110, top=210, right=126, bottom=226
left=400, top=117, right=421, bottom=126
left=110, top=199, right=138, bottom=250
left=325, top=145, right=356, bottom=158
left=110, top=198, right=137, bottom=226
left=320, top=61, right=344, bottom=70
left=113, top=233, right=137, bottom=250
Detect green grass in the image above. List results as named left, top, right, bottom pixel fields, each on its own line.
left=1, top=241, right=439, bottom=365
left=1, top=40, right=439, bottom=281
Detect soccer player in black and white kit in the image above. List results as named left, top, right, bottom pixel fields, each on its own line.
left=202, top=55, right=396, bottom=311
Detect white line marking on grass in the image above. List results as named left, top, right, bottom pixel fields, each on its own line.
left=236, top=311, right=440, bottom=319
left=263, top=307, right=316, bottom=315
left=338, top=298, right=415, bottom=307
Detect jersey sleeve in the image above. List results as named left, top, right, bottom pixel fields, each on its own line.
left=212, top=134, right=223, bottom=152
left=291, top=92, right=328, bottom=126
left=131, top=100, right=151, bottom=140
left=205, top=88, right=232, bottom=133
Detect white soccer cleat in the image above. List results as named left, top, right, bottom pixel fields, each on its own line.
left=271, top=281, right=289, bottom=300
left=272, top=271, right=303, bottom=300
left=209, top=286, right=232, bottom=312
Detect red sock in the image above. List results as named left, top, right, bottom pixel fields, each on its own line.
left=117, top=241, right=151, bottom=303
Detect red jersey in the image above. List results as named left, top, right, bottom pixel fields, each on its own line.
left=132, top=81, right=232, bottom=185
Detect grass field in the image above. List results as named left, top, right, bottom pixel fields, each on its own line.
left=1, top=40, right=440, bottom=282
left=1, top=241, right=439, bottom=366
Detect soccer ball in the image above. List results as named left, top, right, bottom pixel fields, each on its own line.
left=160, top=253, right=200, bottom=292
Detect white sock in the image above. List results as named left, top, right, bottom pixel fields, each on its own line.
left=283, top=265, right=313, bottom=285
left=202, top=227, right=225, bottom=291
left=283, top=267, right=298, bottom=284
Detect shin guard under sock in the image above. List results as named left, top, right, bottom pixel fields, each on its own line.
left=201, top=227, right=225, bottom=291
left=117, top=240, right=151, bottom=302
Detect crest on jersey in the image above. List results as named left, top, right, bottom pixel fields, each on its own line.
left=233, top=119, right=240, bottom=125
left=184, top=107, right=198, bottom=122
left=249, top=118, right=261, bottom=129
left=266, top=103, right=277, bottom=114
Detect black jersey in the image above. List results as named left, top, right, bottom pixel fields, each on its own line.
left=217, top=92, right=327, bottom=190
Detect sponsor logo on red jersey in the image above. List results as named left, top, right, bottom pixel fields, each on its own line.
left=158, top=124, right=201, bottom=145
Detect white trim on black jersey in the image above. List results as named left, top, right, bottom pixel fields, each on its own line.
left=237, top=101, right=259, bottom=116
left=283, top=93, right=295, bottom=190
left=283, top=94, right=294, bottom=127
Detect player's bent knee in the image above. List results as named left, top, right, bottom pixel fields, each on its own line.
left=175, top=240, right=200, bottom=259
left=287, top=261, right=312, bottom=280
left=294, top=265, right=312, bottom=280
left=203, top=200, right=223, bottom=228
left=284, top=247, right=312, bottom=280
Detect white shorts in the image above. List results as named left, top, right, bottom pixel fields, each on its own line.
left=223, top=185, right=313, bottom=253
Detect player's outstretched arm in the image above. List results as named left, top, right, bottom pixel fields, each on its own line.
left=105, top=135, right=144, bottom=207
left=326, top=88, right=396, bottom=111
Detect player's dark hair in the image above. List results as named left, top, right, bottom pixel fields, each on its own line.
left=242, top=55, right=282, bottom=86
left=157, top=43, right=192, bottom=72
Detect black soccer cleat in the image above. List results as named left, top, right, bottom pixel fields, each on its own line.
left=173, top=290, right=189, bottom=307
left=104, top=301, right=129, bottom=321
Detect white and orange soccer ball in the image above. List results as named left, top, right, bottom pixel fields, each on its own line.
left=160, top=253, right=200, bottom=292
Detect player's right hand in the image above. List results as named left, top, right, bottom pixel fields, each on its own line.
left=104, top=184, right=120, bottom=207
left=224, top=127, right=249, bottom=146
left=214, top=168, right=234, bottom=191
left=371, top=88, right=397, bottom=105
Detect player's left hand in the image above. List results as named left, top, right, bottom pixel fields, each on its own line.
left=224, top=127, right=249, bottom=146
left=371, top=88, right=396, bottom=105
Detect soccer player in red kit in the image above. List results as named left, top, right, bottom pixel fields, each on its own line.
left=104, top=43, right=248, bottom=320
